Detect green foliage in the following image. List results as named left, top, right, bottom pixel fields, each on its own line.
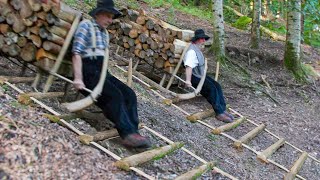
left=63, top=0, right=77, bottom=6
left=232, top=16, right=252, bottom=30
left=261, top=21, right=286, bottom=35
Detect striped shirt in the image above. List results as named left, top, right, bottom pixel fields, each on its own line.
left=72, top=19, right=109, bottom=58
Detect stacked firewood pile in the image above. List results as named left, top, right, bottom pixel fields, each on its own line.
left=0, top=0, right=76, bottom=72
left=108, top=8, right=194, bottom=73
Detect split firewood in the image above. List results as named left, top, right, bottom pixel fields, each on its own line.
left=36, top=48, right=57, bottom=61
left=6, top=12, right=26, bottom=33
left=17, top=36, right=27, bottom=47
left=0, top=23, right=11, bottom=34
left=8, top=44, right=20, bottom=56
left=29, top=34, right=42, bottom=47
left=42, top=40, right=61, bottom=54
left=20, top=42, right=37, bottom=62
left=28, top=0, right=42, bottom=12
left=47, top=26, right=68, bottom=38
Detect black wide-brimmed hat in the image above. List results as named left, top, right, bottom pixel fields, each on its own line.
left=89, top=0, right=122, bottom=19
left=191, top=29, right=210, bottom=42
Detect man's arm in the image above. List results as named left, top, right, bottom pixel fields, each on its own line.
left=185, top=66, right=193, bottom=87
left=72, top=54, right=85, bottom=90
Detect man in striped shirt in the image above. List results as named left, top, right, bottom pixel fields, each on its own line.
left=71, top=0, right=151, bottom=148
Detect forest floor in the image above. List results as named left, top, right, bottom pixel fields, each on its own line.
left=1, top=1, right=320, bottom=180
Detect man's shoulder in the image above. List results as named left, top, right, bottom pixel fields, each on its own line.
left=79, top=19, right=93, bottom=28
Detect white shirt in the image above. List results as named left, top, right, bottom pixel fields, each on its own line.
left=184, top=49, right=198, bottom=68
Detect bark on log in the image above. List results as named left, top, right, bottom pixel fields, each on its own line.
left=48, top=26, right=68, bottom=38
left=234, top=124, right=266, bottom=149
left=186, top=109, right=215, bottom=123
left=20, top=42, right=36, bottom=62
left=28, top=0, right=42, bottom=12
left=0, top=76, right=34, bottom=84
left=51, top=3, right=76, bottom=23
left=18, top=92, right=64, bottom=105
left=284, top=152, right=308, bottom=180
left=212, top=117, right=246, bottom=135
left=19, top=0, right=33, bottom=19
left=136, top=16, right=146, bottom=25
left=257, top=138, right=285, bottom=163
left=0, top=24, right=11, bottom=34
left=114, top=142, right=184, bottom=171
left=175, top=162, right=215, bottom=180
left=0, top=2, right=13, bottom=17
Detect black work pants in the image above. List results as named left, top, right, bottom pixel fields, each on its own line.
left=191, top=75, right=226, bottom=115
left=80, top=56, right=139, bottom=138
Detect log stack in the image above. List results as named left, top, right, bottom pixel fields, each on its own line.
left=0, top=0, right=76, bottom=73
left=108, top=8, right=194, bottom=74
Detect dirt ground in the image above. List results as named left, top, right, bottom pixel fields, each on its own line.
left=1, top=0, right=320, bottom=179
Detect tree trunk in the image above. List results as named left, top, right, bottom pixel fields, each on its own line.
left=211, top=0, right=225, bottom=62
left=284, top=0, right=306, bottom=81
left=250, top=0, right=261, bottom=49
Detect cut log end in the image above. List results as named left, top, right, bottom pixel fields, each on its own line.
left=79, top=134, right=94, bottom=145
left=233, top=140, right=243, bottom=149
left=162, top=99, right=173, bottom=106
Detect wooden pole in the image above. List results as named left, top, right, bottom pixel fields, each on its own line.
left=257, top=138, right=285, bottom=163
left=114, top=142, right=184, bottom=171
left=212, top=117, right=246, bottom=135
left=43, top=14, right=81, bottom=92
left=215, top=61, right=220, bottom=81
left=127, top=58, right=133, bottom=87
left=234, top=124, right=266, bottom=149
left=0, top=76, right=34, bottom=84
left=284, top=152, right=308, bottom=180
left=175, top=162, right=215, bottom=180
left=186, top=109, right=215, bottom=123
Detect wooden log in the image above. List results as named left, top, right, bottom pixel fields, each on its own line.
left=138, top=33, right=148, bottom=43
left=28, top=0, right=42, bottom=12
left=42, top=2, right=52, bottom=12
left=48, top=26, right=68, bottom=38
left=120, top=22, right=132, bottom=35
left=128, top=38, right=135, bottom=47
left=0, top=34, right=4, bottom=48
left=47, top=32, right=65, bottom=46
left=18, top=92, right=65, bottom=105
left=0, top=76, right=34, bottom=84
left=17, top=36, right=28, bottom=47
left=1, top=44, right=9, bottom=53
left=257, top=138, right=285, bottom=163
left=136, top=16, right=146, bottom=25
left=186, top=109, right=215, bottom=123
left=172, top=39, right=188, bottom=54
left=129, top=29, right=138, bottom=38
left=20, top=42, right=37, bottom=62
left=212, top=117, right=246, bottom=135
left=42, top=41, right=61, bottom=54
left=177, top=29, right=194, bottom=42
left=175, top=162, right=215, bottom=180
left=28, top=26, right=40, bottom=35
left=19, top=0, right=33, bottom=18
left=29, top=34, right=42, bottom=47
left=0, top=23, right=11, bottom=34
left=8, top=44, right=20, bottom=56
left=114, top=142, right=184, bottom=171
left=4, top=32, right=18, bottom=45
left=127, top=9, right=139, bottom=22
left=234, top=124, right=266, bottom=149
left=135, top=43, right=142, bottom=50
left=146, top=18, right=155, bottom=30
left=142, top=43, right=149, bottom=50
left=154, top=57, right=165, bottom=68
left=284, top=152, right=308, bottom=180
left=36, top=48, right=57, bottom=61
left=123, top=42, right=129, bottom=49
left=6, top=12, right=26, bottom=33
left=22, top=18, right=34, bottom=26
left=0, top=2, right=14, bottom=17
left=51, top=3, right=76, bottom=23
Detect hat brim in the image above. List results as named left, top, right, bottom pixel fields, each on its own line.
left=191, top=35, right=210, bottom=42
left=89, top=7, right=122, bottom=19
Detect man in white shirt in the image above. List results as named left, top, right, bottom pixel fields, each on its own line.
left=184, top=29, right=234, bottom=123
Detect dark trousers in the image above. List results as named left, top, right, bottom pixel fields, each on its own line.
left=80, top=56, right=139, bottom=138
left=191, top=75, right=226, bottom=115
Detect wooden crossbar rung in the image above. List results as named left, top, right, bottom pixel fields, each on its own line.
left=257, top=138, right=285, bottom=163
left=284, top=152, right=308, bottom=180
left=0, top=76, right=35, bottom=84
left=79, top=124, right=144, bottom=145
left=234, top=124, right=266, bottom=149
left=175, top=162, right=215, bottom=180
left=114, top=142, right=184, bottom=171
left=186, top=109, right=215, bottom=122
left=212, top=117, right=246, bottom=135
left=18, top=92, right=65, bottom=105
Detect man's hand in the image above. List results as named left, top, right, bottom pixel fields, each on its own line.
left=185, top=80, right=192, bottom=87
left=73, top=78, right=85, bottom=90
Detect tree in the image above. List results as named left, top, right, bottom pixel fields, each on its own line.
left=284, top=0, right=307, bottom=81
left=211, top=0, right=225, bottom=63
left=250, top=0, right=261, bottom=49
